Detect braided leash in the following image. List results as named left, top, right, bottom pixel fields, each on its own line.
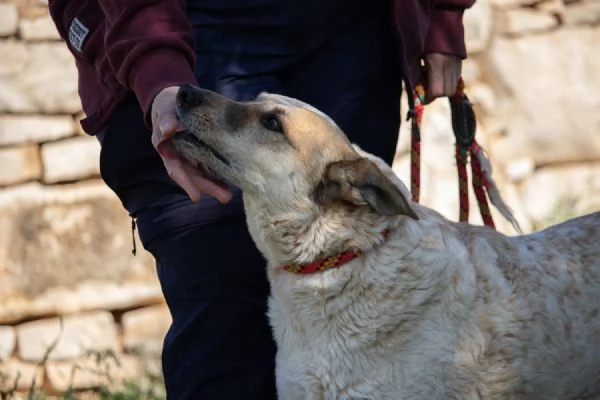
left=409, top=78, right=520, bottom=232
left=409, top=84, right=425, bottom=203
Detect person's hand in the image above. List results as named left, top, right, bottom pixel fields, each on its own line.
left=411, top=53, right=462, bottom=104
left=422, top=53, right=462, bottom=103
left=151, top=86, right=232, bottom=204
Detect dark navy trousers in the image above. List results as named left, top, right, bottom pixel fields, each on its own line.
left=98, top=1, right=401, bottom=398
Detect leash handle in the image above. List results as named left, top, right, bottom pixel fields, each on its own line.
left=408, top=77, right=504, bottom=229
left=449, top=78, right=490, bottom=226
left=409, top=84, right=426, bottom=202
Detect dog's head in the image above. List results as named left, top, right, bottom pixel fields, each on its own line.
left=172, top=85, right=418, bottom=219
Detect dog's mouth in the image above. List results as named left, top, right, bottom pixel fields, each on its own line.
left=176, top=131, right=231, bottom=167
left=156, top=131, right=233, bottom=191
left=157, top=131, right=231, bottom=170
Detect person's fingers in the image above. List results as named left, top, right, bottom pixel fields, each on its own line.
left=445, top=65, right=459, bottom=96
left=163, top=158, right=233, bottom=204
left=163, top=158, right=204, bottom=203
left=423, top=53, right=462, bottom=103
left=178, top=161, right=232, bottom=203
left=426, top=66, right=445, bottom=102
left=159, top=113, right=180, bottom=139
left=150, top=85, right=233, bottom=204
left=152, top=86, right=186, bottom=139
left=410, top=60, right=426, bottom=88
left=189, top=174, right=233, bottom=204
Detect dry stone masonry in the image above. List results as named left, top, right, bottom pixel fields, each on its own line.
left=0, top=0, right=170, bottom=395
left=0, top=0, right=599, bottom=396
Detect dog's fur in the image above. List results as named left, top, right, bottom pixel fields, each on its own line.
left=172, top=85, right=600, bottom=400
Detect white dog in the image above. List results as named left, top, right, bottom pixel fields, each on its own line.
left=171, top=85, right=600, bottom=400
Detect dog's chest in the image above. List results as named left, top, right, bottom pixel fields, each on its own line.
left=269, top=294, right=458, bottom=400
left=274, top=341, right=460, bottom=400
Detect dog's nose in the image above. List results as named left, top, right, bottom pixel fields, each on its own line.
left=177, top=85, right=203, bottom=109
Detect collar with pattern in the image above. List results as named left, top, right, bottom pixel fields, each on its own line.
left=281, top=229, right=391, bottom=274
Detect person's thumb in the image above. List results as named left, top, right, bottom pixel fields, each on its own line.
left=152, top=86, right=186, bottom=139
left=158, top=113, right=182, bottom=139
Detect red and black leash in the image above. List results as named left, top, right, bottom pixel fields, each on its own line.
left=408, top=78, right=520, bottom=232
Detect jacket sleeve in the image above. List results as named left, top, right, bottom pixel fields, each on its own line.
left=423, top=0, right=476, bottom=59
left=99, top=0, right=198, bottom=122
left=49, top=0, right=198, bottom=124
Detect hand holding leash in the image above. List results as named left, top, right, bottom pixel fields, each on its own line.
left=408, top=75, right=521, bottom=232
left=421, top=53, right=463, bottom=104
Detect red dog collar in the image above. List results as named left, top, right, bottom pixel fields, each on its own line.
left=282, top=229, right=391, bottom=274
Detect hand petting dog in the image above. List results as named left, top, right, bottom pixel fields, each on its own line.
left=151, top=85, right=232, bottom=204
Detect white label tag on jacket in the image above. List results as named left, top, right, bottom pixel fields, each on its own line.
left=68, top=17, right=89, bottom=53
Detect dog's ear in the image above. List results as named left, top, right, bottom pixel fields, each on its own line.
left=314, top=158, right=419, bottom=219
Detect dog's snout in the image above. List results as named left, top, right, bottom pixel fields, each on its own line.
left=177, top=85, right=203, bottom=109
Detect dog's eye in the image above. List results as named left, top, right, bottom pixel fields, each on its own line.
left=260, top=114, right=284, bottom=134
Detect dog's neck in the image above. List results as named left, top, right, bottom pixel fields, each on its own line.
left=257, top=200, right=471, bottom=365
left=280, top=228, right=392, bottom=274
left=243, top=195, right=395, bottom=271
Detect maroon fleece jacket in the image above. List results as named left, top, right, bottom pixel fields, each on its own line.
left=48, top=0, right=475, bottom=136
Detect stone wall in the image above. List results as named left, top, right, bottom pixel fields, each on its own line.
left=0, top=0, right=599, bottom=397
left=0, top=0, right=169, bottom=396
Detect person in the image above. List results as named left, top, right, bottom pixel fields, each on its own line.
left=48, top=0, right=474, bottom=398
